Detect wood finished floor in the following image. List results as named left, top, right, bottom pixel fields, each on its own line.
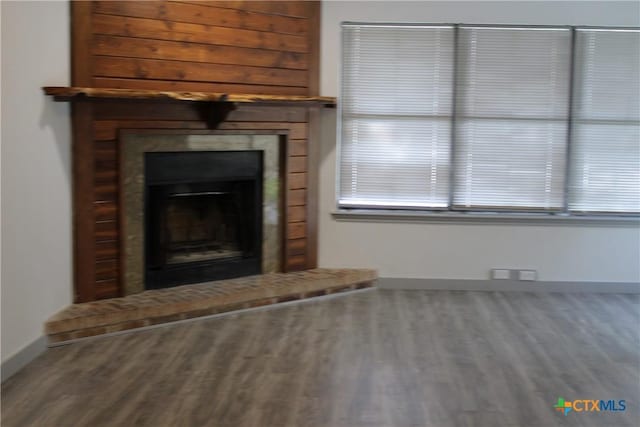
left=2, top=289, right=639, bottom=427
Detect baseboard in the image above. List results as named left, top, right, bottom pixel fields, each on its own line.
left=1, top=335, right=48, bottom=383
left=378, top=278, right=640, bottom=293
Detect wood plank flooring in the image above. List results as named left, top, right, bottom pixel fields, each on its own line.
left=2, top=290, right=639, bottom=427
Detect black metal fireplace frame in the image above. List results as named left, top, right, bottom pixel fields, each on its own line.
left=144, top=150, right=263, bottom=289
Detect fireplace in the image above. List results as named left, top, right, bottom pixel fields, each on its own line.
left=120, top=132, right=283, bottom=295
left=145, top=151, right=263, bottom=289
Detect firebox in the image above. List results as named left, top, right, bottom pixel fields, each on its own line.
left=144, top=151, right=263, bottom=289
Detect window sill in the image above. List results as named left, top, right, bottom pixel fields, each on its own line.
left=332, top=209, right=640, bottom=227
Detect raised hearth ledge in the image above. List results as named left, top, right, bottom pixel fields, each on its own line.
left=44, top=268, right=378, bottom=343
left=42, top=87, right=337, bottom=107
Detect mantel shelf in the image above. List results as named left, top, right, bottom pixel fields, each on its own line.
left=44, top=86, right=336, bottom=129
left=43, top=86, right=337, bottom=108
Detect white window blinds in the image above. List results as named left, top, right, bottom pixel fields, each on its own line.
left=453, top=26, right=572, bottom=211
left=339, top=24, right=455, bottom=208
left=338, top=23, right=639, bottom=216
left=569, top=29, right=640, bottom=213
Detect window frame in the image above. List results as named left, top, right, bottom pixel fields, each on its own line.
left=336, top=22, right=640, bottom=219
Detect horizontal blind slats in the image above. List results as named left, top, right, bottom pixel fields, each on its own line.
left=339, top=24, right=454, bottom=208
left=338, top=24, right=639, bottom=215
left=453, top=27, right=572, bottom=210
left=569, top=29, right=640, bottom=213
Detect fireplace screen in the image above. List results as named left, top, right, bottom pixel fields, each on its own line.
left=144, top=151, right=262, bottom=289
left=164, top=190, right=242, bottom=264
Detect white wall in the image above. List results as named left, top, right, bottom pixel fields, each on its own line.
left=318, top=1, right=640, bottom=282
left=1, top=1, right=71, bottom=363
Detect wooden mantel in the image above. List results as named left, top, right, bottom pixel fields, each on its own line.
left=43, top=87, right=336, bottom=107
left=44, top=87, right=336, bottom=129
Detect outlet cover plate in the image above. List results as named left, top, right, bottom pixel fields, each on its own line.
left=519, top=270, right=538, bottom=281
left=491, top=269, right=511, bottom=280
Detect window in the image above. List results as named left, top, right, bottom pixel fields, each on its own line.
left=453, top=26, right=571, bottom=211
left=569, top=29, right=640, bottom=213
left=339, top=24, right=454, bottom=209
left=338, top=23, right=640, bottom=216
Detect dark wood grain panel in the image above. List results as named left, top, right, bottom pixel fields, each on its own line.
left=95, top=259, right=118, bottom=281
left=287, top=206, right=306, bottom=223
left=94, top=120, right=307, bottom=142
left=288, top=189, right=306, bottom=207
left=288, top=139, right=307, bottom=156
left=72, top=2, right=93, bottom=86
left=288, top=173, right=306, bottom=190
left=72, top=100, right=96, bottom=303
left=92, top=13, right=308, bottom=53
left=286, top=254, right=306, bottom=271
left=95, top=160, right=117, bottom=173
left=305, top=2, right=319, bottom=270
left=92, top=77, right=308, bottom=95
left=92, top=1, right=308, bottom=36
left=287, top=156, right=306, bottom=173
left=227, top=106, right=306, bottom=123
left=95, top=240, right=118, bottom=261
left=287, top=238, right=307, bottom=256
left=94, top=139, right=117, bottom=150
left=95, top=121, right=199, bottom=141
left=95, top=221, right=118, bottom=242
left=94, top=100, right=306, bottom=124
left=305, top=108, right=319, bottom=269
left=305, top=2, right=319, bottom=269
left=95, top=202, right=117, bottom=222
left=94, top=279, right=120, bottom=299
left=287, top=222, right=306, bottom=240
left=94, top=56, right=308, bottom=87
left=95, top=169, right=118, bottom=184
left=95, top=101, right=307, bottom=123
left=226, top=106, right=307, bottom=123
left=92, top=34, right=308, bottom=70
left=95, top=185, right=117, bottom=203
left=177, top=1, right=311, bottom=19
left=95, top=144, right=116, bottom=163
left=306, top=1, right=320, bottom=96
left=219, top=123, right=306, bottom=139
left=96, top=121, right=195, bottom=140
left=93, top=100, right=202, bottom=121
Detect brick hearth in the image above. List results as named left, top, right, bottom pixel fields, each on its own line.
left=45, top=269, right=377, bottom=343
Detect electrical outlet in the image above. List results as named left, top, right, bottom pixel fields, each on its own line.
left=491, top=269, right=511, bottom=280
left=518, top=270, right=537, bottom=281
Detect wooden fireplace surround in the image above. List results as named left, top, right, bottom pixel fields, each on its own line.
left=45, top=1, right=335, bottom=302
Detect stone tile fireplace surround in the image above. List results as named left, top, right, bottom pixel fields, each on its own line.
left=121, top=132, right=283, bottom=295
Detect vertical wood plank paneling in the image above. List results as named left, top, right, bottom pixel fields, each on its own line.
left=72, top=101, right=97, bottom=302
left=71, top=0, right=320, bottom=299
left=306, top=109, right=320, bottom=270
left=306, top=1, right=321, bottom=97
left=71, top=2, right=96, bottom=302
left=304, top=1, right=321, bottom=269
left=72, top=2, right=93, bottom=86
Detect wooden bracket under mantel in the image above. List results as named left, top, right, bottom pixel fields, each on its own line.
left=42, top=86, right=337, bottom=129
